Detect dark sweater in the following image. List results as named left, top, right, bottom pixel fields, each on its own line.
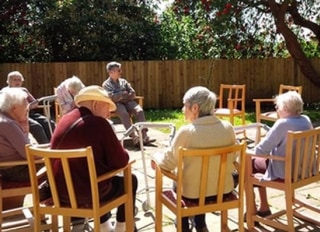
left=50, top=107, right=129, bottom=205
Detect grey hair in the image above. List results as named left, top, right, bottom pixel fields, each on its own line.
left=0, top=88, right=28, bottom=112
left=106, top=61, right=121, bottom=71
left=183, top=86, right=217, bottom=117
left=7, top=71, right=24, bottom=84
left=275, top=91, right=303, bottom=114
left=65, top=75, right=85, bottom=93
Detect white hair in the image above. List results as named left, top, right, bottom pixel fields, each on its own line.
left=183, top=86, right=217, bottom=116
left=7, top=71, right=24, bottom=84
left=65, top=75, right=85, bottom=93
left=0, top=88, right=28, bottom=112
left=275, top=91, right=304, bottom=114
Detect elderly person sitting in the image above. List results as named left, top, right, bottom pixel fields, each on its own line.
left=2, top=71, right=55, bottom=144
left=50, top=85, right=138, bottom=232
left=56, top=75, right=85, bottom=115
left=0, top=88, right=34, bottom=181
left=152, top=86, right=237, bottom=232
left=102, top=61, right=155, bottom=146
left=247, top=91, right=313, bottom=218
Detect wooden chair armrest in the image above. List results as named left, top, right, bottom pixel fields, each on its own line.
left=97, top=160, right=136, bottom=183
left=253, top=98, right=274, bottom=103
left=37, top=95, right=57, bottom=104
left=0, top=160, right=29, bottom=167
left=135, top=96, right=144, bottom=107
left=0, top=158, right=44, bottom=168
left=155, top=164, right=177, bottom=182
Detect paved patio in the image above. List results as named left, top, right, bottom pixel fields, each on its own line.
left=113, top=123, right=320, bottom=232
left=3, top=122, right=320, bottom=231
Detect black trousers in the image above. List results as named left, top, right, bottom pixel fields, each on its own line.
left=100, top=174, right=138, bottom=223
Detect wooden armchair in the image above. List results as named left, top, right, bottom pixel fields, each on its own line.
left=215, top=84, right=246, bottom=126
left=245, top=127, right=320, bottom=231
left=253, top=84, right=302, bottom=142
left=25, top=145, right=135, bottom=232
left=155, top=142, right=246, bottom=232
left=0, top=159, right=45, bottom=232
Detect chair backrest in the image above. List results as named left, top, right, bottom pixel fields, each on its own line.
left=279, top=84, right=302, bottom=95
left=176, top=142, right=246, bottom=207
left=285, top=127, right=320, bottom=184
left=26, top=145, right=100, bottom=209
left=26, top=145, right=134, bottom=231
left=218, top=84, right=246, bottom=111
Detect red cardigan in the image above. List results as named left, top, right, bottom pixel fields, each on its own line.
left=50, top=107, right=129, bottom=205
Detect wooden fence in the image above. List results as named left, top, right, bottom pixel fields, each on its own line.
left=1, top=58, right=320, bottom=109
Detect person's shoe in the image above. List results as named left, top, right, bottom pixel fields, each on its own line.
left=143, top=136, right=156, bottom=145
left=100, top=219, right=114, bottom=232
left=257, top=209, right=272, bottom=217
left=244, top=212, right=259, bottom=226
left=196, top=226, right=209, bottom=232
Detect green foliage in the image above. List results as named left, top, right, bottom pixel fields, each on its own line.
left=158, top=0, right=320, bottom=60
left=145, top=107, right=320, bottom=132
left=145, top=108, right=256, bottom=131
left=145, top=109, right=186, bottom=130
left=0, top=0, right=163, bottom=62
left=0, top=0, right=319, bottom=62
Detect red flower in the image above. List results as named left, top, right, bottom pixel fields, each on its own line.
left=226, top=3, right=232, bottom=9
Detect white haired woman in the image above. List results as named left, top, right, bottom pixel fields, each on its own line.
left=56, top=75, right=85, bottom=115
left=3, top=71, right=55, bottom=144
left=152, top=86, right=237, bottom=232
left=0, top=88, right=31, bottom=181
left=248, top=91, right=313, bottom=219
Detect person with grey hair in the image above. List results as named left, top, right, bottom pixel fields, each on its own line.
left=247, top=90, right=313, bottom=221
left=151, top=86, right=237, bottom=232
left=102, top=61, right=155, bottom=146
left=56, top=75, right=85, bottom=115
left=0, top=88, right=33, bottom=181
left=2, top=71, right=55, bottom=144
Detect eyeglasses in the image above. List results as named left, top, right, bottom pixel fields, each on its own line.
left=275, top=105, right=279, bottom=110
left=111, top=69, right=121, bottom=73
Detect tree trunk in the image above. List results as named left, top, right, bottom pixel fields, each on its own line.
left=268, top=0, right=320, bottom=87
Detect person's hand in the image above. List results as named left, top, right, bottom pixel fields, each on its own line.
left=19, top=119, right=29, bottom=134
left=122, top=90, right=128, bottom=96
left=151, top=160, right=156, bottom=170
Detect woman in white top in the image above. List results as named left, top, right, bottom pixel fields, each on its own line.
left=56, top=75, right=85, bottom=115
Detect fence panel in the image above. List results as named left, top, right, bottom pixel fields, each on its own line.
left=1, top=58, right=319, bottom=109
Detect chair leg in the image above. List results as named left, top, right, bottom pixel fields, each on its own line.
left=176, top=214, right=183, bottom=232
left=245, top=166, right=256, bottom=229
left=285, top=192, right=295, bottom=231
left=33, top=211, right=42, bottom=232
left=221, top=210, right=231, bottom=232
left=125, top=201, right=134, bottom=232
left=63, top=216, right=71, bottom=232
left=51, top=215, right=59, bottom=232
left=155, top=198, right=162, bottom=232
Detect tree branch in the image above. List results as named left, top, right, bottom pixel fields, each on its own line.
left=268, top=0, right=320, bottom=87
left=287, top=1, right=320, bottom=41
